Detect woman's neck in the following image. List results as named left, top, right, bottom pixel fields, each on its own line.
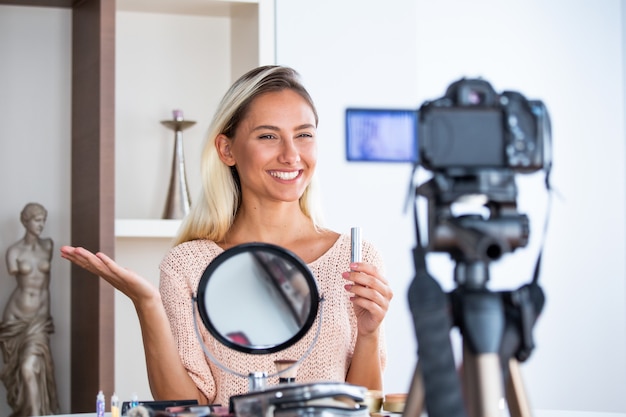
left=220, top=201, right=338, bottom=264
left=224, top=201, right=314, bottom=246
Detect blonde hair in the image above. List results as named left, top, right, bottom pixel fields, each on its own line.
left=174, top=66, right=324, bottom=246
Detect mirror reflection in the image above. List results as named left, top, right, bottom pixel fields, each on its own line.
left=196, top=243, right=319, bottom=354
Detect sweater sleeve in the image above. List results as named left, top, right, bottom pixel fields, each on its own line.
left=159, top=242, right=218, bottom=402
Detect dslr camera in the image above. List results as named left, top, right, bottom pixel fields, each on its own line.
left=415, top=78, right=551, bottom=265
left=418, top=78, right=551, bottom=175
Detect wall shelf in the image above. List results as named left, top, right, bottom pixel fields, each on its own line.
left=117, top=0, right=247, bottom=15
left=115, top=219, right=182, bottom=238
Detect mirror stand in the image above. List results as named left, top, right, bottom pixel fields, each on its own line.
left=247, top=372, right=268, bottom=392
left=191, top=297, right=326, bottom=392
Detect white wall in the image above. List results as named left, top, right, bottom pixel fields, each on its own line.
left=276, top=0, right=626, bottom=414
left=1, top=0, right=625, bottom=415
left=0, top=6, right=72, bottom=416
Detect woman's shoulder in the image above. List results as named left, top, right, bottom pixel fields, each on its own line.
left=173, top=238, right=215, bottom=248
left=160, top=239, right=223, bottom=272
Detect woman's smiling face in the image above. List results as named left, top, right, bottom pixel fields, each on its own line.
left=217, top=89, right=318, bottom=205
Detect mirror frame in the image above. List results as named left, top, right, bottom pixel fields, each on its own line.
left=196, top=242, right=320, bottom=355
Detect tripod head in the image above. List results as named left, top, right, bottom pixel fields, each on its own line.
left=417, top=169, right=530, bottom=288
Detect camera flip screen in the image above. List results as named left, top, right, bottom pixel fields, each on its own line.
left=345, top=108, right=418, bottom=162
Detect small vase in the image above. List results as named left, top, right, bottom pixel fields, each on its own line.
left=161, top=110, right=195, bottom=219
left=274, top=359, right=299, bottom=384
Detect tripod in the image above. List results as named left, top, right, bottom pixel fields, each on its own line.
left=403, top=256, right=544, bottom=417
left=403, top=173, right=545, bottom=417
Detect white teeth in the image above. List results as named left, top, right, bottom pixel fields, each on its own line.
left=270, top=170, right=299, bottom=180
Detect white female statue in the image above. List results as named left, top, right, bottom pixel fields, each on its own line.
left=0, top=203, right=60, bottom=416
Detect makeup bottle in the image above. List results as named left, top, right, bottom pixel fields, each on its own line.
left=111, top=392, right=120, bottom=417
left=275, top=359, right=299, bottom=384
left=96, top=390, right=105, bottom=417
left=351, top=227, right=362, bottom=264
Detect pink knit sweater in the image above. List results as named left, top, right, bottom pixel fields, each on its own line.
left=159, top=233, right=386, bottom=406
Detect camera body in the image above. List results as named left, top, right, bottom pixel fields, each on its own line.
left=416, top=78, right=551, bottom=266
left=418, top=78, right=551, bottom=174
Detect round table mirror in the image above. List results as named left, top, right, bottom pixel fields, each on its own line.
left=196, top=242, right=320, bottom=355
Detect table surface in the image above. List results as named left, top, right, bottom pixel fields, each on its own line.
left=47, top=411, right=626, bottom=417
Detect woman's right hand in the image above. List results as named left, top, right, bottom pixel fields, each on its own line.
left=60, top=246, right=158, bottom=305
left=60, top=245, right=206, bottom=403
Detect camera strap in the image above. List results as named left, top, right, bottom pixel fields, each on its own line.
left=506, top=167, right=552, bottom=362
left=406, top=164, right=468, bottom=417
left=531, top=166, right=554, bottom=285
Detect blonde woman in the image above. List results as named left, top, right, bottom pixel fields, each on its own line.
left=61, top=66, right=393, bottom=406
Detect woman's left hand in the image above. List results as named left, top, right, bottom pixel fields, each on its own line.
left=342, top=263, right=393, bottom=335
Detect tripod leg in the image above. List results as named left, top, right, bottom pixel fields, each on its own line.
left=462, top=343, right=505, bottom=417
left=506, top=359, right=532, bottom=417
left=402, top=361, right=425, bottom=417
left=461, top=343, right=477, bottom=416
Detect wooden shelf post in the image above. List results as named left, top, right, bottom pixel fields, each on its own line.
left=71, top=0, right=116, bottom=411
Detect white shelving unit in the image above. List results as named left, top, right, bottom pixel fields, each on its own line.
left=114, top=0, right=275, bottom=234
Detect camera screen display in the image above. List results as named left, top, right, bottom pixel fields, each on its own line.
left=345, top=108, right=418, bottom=162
